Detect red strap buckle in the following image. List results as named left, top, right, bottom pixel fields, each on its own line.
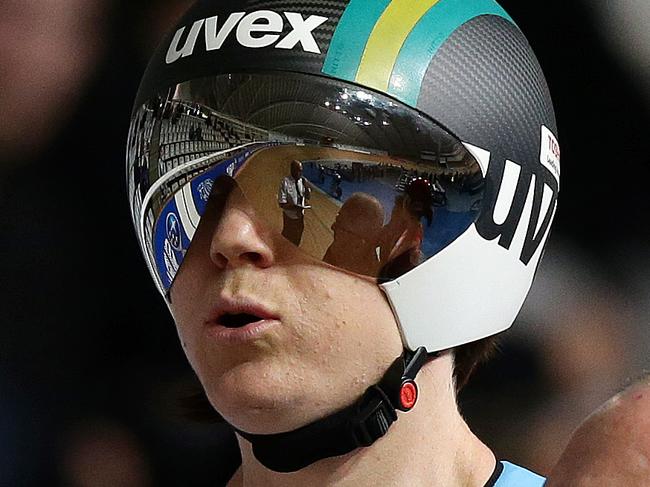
left=398, top=380, right=418, bottom=411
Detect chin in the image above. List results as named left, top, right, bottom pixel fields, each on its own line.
left=201, top=359, right=318, bottom=434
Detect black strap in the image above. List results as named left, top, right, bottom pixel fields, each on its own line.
left=234, top=348, right=430, bottom=472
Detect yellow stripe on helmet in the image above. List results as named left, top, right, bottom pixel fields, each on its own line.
left=355, top=0, right=442, bottom=92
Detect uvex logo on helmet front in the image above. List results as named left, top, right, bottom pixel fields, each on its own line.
left=166, top=10, right=329, bottom=64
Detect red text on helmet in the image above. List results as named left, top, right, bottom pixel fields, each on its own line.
left=540, top=125, right=561, bottom=189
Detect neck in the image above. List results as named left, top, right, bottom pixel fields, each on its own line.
left=228, top=355, right=495, bottom=487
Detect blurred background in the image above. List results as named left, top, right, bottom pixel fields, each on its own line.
left=1, top=0, right=648, bottom=485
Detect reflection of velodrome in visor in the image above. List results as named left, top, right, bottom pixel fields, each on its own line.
left=126, top=73, right=486, bottom=293
left=235, top=146, right=483, bottom=277
left=148, top=141, right=483, bottom=291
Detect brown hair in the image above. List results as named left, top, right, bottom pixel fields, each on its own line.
left=452, top=335, right=500, bottom=391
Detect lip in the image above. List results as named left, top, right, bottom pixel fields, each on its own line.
left=204, top=296, right=280, bottom=345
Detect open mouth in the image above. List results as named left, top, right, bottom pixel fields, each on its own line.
left=219, top=312, right=263, bottom=328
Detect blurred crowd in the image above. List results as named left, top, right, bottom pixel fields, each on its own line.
left=1, top=0, right=649, bottom=486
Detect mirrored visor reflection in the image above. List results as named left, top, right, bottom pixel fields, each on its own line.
left=127, top=73, right=485, bottom=293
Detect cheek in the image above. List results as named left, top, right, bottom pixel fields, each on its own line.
left=169, top=306, right=204, bottom=375
left=287, top=267, right=403, bottom=382
left=168, top=274, right=211, bottom=371
left=169, top=292, right=197, bottom=353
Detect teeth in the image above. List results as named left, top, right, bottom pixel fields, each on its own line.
left=220, top=313, right=261, bottom=328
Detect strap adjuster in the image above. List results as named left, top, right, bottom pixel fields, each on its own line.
left=233, top=347, right=430, bottom=472
left=351, top=385, right=398, bottom=446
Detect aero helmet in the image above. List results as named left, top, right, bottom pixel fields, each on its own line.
left=127, top=0, right=559, bottom=471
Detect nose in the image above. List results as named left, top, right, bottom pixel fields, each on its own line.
left=208, top=193, right=275, bottom=270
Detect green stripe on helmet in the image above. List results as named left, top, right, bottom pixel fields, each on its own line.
left=324, top=0, right=515, bottom=109
left=322, top=0, right=392, bottom=81
left=354, top=0, right=443, bottom=93
left=387, top=0, right=514, bottom=106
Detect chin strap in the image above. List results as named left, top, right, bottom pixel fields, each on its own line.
left=233, top=347, right=431, bottom=473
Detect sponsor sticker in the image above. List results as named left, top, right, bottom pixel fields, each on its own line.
left=197, top=179, right=214, bottom=202
left=165, top=212, right=182, bottom=251
left=163, top=239, right=180, bottom=283
left=540, top=125, right=560, bottom=189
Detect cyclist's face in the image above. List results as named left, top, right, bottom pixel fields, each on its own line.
left=169, top=185, right=403, bottom=434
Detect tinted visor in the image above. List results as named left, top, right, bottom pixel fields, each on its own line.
left=127, top=73, right=485, bottom=294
